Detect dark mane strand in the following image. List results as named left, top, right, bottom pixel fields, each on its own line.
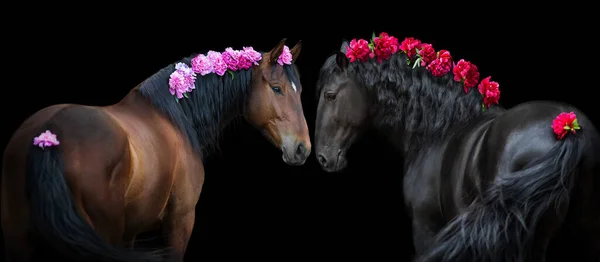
left=139, top=52, right=300, bottom=158
left=318, top=52, right=503, bottom=153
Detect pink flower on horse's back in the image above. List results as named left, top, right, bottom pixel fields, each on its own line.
left=277, top=45, right=293, bottom=66
left=207, top=51, right=227, bottom=76
left=222, top=47, right=241, bottom=71
left=477, top=76, right=500, bottom=108
left=453, top=59, right=480, bottom=93
left=33, top=130, right=60, bottom=149
left=552, top=111, right=580, bottom=139
left=427, top=50, right=453, bottom=77
left=191, top=54, right=213, bottom=76
left=418, top=43, right=436, bottom=66
left=400, top=37, right=422, bottom=58
left=373, top=32, right=399, bottom=62
left=346, top=38, right=373, bottom=62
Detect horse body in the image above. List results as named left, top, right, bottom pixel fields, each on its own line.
left=315, top=38, right=600, bottom=262
left=2, top=39, right=310, bottom=262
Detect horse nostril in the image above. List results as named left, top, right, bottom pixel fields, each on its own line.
left=296, top=142, right=305, bottom=156
left=317, top=154, right=327, bottom=166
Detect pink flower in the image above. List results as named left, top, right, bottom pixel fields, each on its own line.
left=551, top=111, right=580, bottom=139
left=191, top=54, right=213, bottom=76
left=222, top=47, right=241, bottom=71
left=400, top=37, right=422, bottom=58
left=206, top=51, right=227, bottom=76
left=33, top=130, right=60, bottom=149
left=277, top=45, right=293, bottom=65
left=418, top=43, right=436, bottom=66
left=426, top=50, right=453, bottom=77
left=477, top=76, right=500, bottom=108
left=169, top=62, right=197, bottom=99
left=346, top=38, right=373, bottom=62
left=238, top=46, right=262, bottom=69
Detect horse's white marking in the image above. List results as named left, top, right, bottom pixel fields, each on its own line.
left=291, top=81, right=297, bottom=92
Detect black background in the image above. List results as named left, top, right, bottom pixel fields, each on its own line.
left=1, top=6, right=596, bottom=261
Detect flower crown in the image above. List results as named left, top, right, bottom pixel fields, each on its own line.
left=344, top=32, right=500, bottom=111
left=168, top=45, right=294, bottom=100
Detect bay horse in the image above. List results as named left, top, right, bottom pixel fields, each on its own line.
left=314, top=35, right=600, bottom=261
left=1, top=38, right=311, bottom=262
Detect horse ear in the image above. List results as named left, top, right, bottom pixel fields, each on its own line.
left=269, top=38, right=287, bottom=64
left=290, top=40, right=302, bottom=63
left=336, top=51, right=349, bottom=71
left=340, top=40, right=349, bottom=53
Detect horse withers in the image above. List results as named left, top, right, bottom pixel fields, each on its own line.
left=314, top=34, right=600, bottom=261
left=1, top=38, right=311, bottom=262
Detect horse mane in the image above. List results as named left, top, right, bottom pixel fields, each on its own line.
left=138, top=52, right=300, bottom=158
left=318, top=51, right=502, bottom=153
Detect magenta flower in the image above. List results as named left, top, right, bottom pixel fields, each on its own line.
left=222, top=47, right=241, bottom=71
left=169, top=62, right=197, bottom=99
left=239, top=46, right=262, bottom=69
left=206, top=51, right=227, bottom=76
left=277, top=45, right=292, bottom=65
left=191, top=54, right=213, bottom=76
left=33, top=130, right=60, bottom=149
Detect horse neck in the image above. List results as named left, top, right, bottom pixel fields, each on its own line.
left=361, top=64, right=485, bottom=155
left=134, top=65, right=253, bottom=157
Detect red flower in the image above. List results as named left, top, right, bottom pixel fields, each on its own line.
left=477, top=76, right=500, bottom=108
left=426, top=50, right=453, bottom=77
left=418, top=43, right=436, bottom=66
left=346, top=38, right=373, bottom=62
left=373, top=32, right=399, bottom=62
left=552, top=111, right=580, bottom=139
left=453, top=59, right=480, bottom=93
left=400, top=37, right=422, bottom=58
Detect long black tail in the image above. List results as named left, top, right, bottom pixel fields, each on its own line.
left=417, top=134, right=586, bottom=262
left=26, top=141, right=174, bottom=261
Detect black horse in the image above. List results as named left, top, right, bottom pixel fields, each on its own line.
left=314, top=34, right=600, bottom=261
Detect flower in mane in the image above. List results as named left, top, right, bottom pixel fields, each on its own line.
left=552, top=111, right=581, bottom=139
left=346, top=38, right=373, bottom=62
left=373, top=32, right=400, bottom=62
left=427, top=50, right=453, bottom=77
left=478, top=76, right=500, bottom=109
left=168, top=45, right=265, bottom=100
left=341, top=32, right=503, bottom=111
left=222, top=47, right=242, bottom=71
left=400, top=37, right=421, bottom=59
left=415, top=43, right=436, bottom=67
left=453, top=59, right=480, bottom=93
left=33, top=130, right=60, bottom=149
left=169, top=62, right=197, bottom=99
left=278, top=45, right=293, bottom=65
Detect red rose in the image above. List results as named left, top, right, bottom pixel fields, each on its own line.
left=551, top=111, right=580, bottom=139
left=453, top=59, right=480, bottom=93
left=346, top=38, right=373, bottom=62
left=426, top=50, right=453, bottom=77
left=400, top=37, right=422, bottom=58
left=418, top=43, right=436, bottom=66
left=373, top=32, right=400, bottom=62
left=477, top=76, right=500, bottom=108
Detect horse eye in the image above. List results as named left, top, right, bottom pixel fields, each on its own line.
left=325, top=92, right=336, bottom=101
left=271, top=86, right=282, bottom=95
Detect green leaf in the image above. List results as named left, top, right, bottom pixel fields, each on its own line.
left=228, top=70, right=235, bottom=79
left=564, top=126, right=571, bottom=130
left=372, top=32, right=376, bottom=40
left=481, top=103, right=486, bottom=112
left=572, top=119, right=580, bottom=129
left=183, top=93, right=189, bottom=98
left=175, top=97, right=179, bottom=103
